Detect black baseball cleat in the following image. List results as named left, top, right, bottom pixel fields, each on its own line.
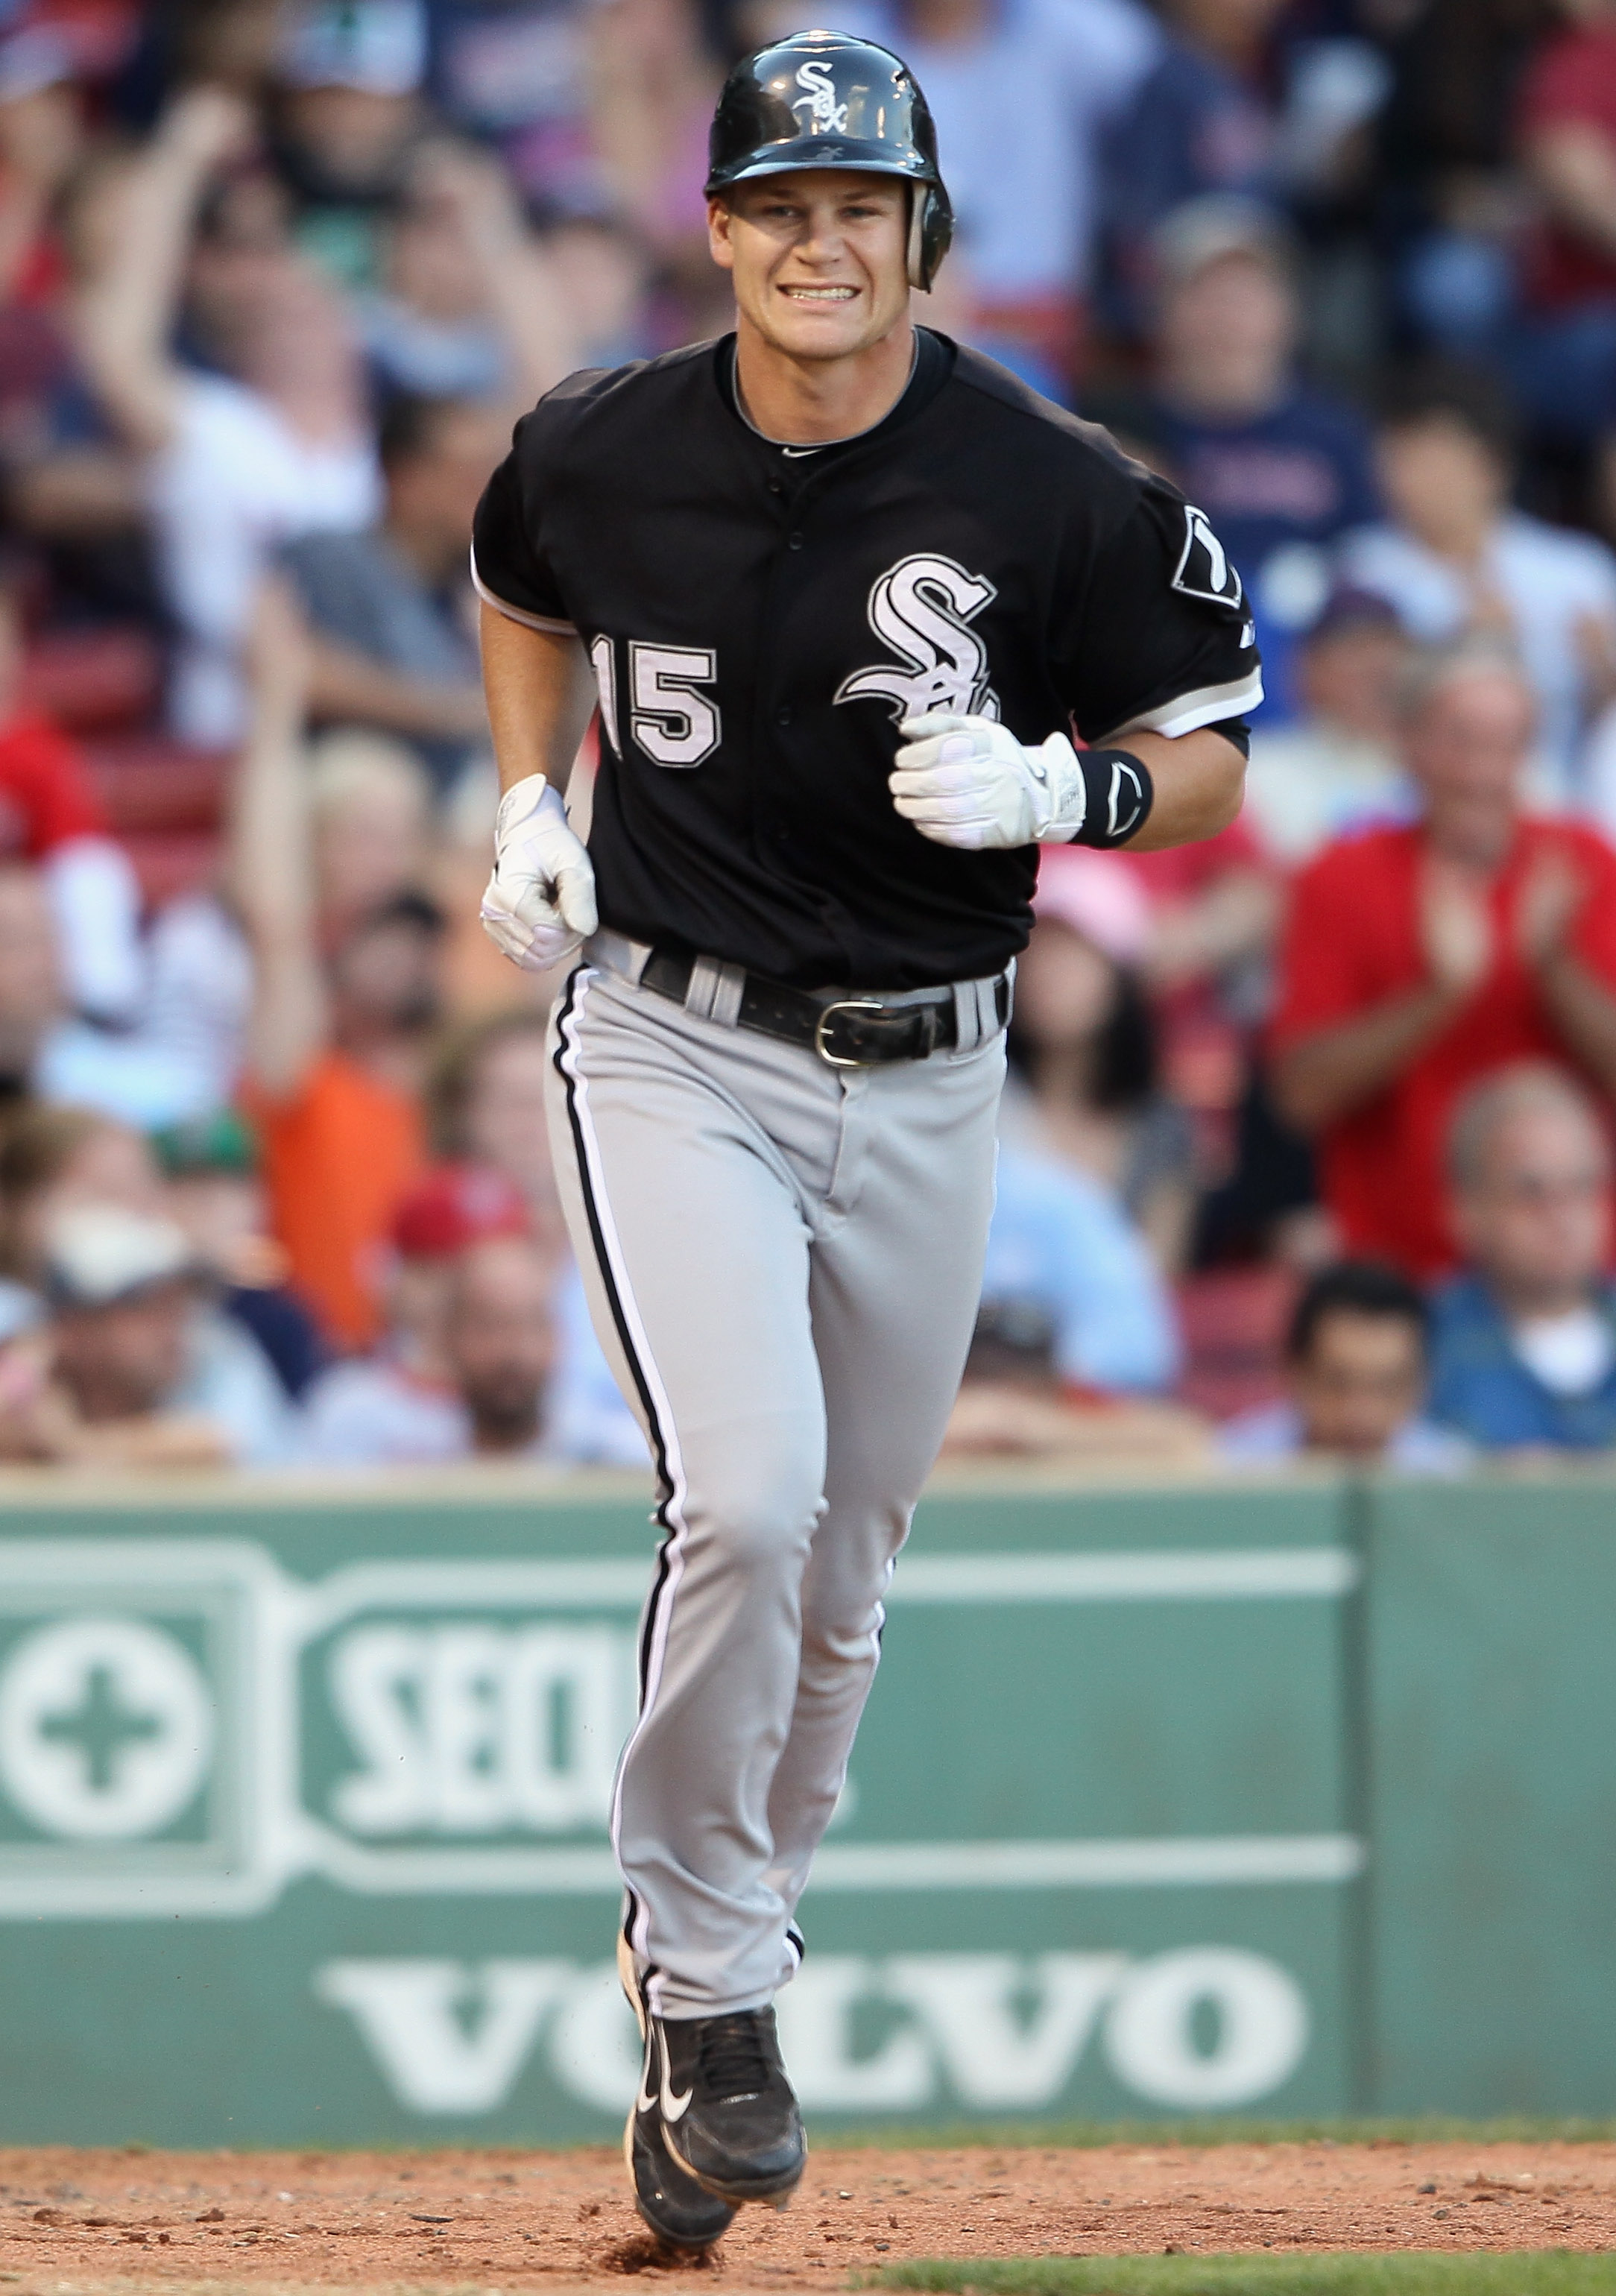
left=626, top=2084, right=739, bottom=2251
left=619, top=1940, right=737, bottom=2251
left=656, top=2005, right=807, bottom=2206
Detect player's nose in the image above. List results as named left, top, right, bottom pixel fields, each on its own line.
left=794, top=215, right=850, bottom=259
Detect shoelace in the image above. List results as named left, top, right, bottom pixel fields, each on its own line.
left=698, top=2011, right=773, bottom=2100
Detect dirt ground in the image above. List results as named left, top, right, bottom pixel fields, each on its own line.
left=1, top=2141, right=1615, bottom=2289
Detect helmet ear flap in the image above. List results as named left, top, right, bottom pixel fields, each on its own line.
left=906, top=183, right=927, bottom=290
left=907, top=183, right=952, bottom=292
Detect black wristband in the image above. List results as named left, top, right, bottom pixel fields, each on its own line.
left=1072, top=748, right=1154, bottom=848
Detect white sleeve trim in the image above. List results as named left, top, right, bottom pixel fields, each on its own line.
left=1102, top=664, right=1265, bottom=743
left=470, top=546, right=576, bottom=636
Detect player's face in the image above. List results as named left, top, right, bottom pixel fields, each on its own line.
left=709, top=171, right=910, bottom=361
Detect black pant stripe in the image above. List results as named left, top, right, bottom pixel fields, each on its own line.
left=552, top=965, right=679, bottom=1706
left=552, top=965, right=682, bottom=1973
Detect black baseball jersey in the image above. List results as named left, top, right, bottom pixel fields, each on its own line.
left=473, top=329, right=1262, bottom=991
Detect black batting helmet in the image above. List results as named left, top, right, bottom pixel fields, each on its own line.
left=705, top=29, right=953, bottom=292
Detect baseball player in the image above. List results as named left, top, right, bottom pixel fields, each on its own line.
left=473, top=28, right=1260, bottom=2251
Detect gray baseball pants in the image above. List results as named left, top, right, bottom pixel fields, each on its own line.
left=544, top=933, right=1006, bottom=2019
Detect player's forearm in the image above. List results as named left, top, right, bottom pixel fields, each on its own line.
left=479, top=605, right=584, bottom=794
left=1269, top=982, right=1464, bottom=1133
left=1116, top=728, right=1246, bottom=853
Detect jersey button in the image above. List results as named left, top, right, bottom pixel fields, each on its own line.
left=768, top=479, right=784, bottom=495
left=788, top=532, right=804, bottom=550
left=775, top=705, right=792, bottom=726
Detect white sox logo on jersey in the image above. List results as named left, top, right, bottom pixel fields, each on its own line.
left=836, top=554, right=1001, bottom=722
left=792, top=58, right=851, bottom=134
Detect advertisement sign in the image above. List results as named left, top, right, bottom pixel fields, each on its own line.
left=0, top=1481, right=1360, bottom=2142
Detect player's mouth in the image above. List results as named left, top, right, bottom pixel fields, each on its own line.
left=780, top=284, right=858, bottom=302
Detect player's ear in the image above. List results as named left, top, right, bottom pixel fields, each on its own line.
left=707, top=194, right=737, bottom=272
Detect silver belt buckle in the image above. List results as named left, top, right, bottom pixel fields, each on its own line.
left=814, top=997, right=888, bottom=1067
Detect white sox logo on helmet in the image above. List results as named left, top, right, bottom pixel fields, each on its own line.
left=792, top=59, right=851, bottom=134
left=835, top=554, right=1001, bottom=722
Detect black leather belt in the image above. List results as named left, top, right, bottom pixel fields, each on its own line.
left=641, top=949, right=1010, bottom=1067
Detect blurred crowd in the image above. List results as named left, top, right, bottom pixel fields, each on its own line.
left=3, top=0, right=1616, bottom=1475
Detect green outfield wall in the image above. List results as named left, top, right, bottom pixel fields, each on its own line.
left=0, top=1467, right=1606, bottom=2142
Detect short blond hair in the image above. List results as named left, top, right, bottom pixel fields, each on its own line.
left=1395, top=634, right=1533, bottom=727
left=306, top=729, right=432, bottom=829
left=1447, top=1062, right=1609, bottom=1190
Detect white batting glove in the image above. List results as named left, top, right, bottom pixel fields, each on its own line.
left=889, top=714, right=1088, bottom=851
left=480, top=774, right=598, bottom=972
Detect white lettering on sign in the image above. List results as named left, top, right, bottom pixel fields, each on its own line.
left=315, top=1959, right=575, bottom=2113
left=775, top=1958, right=935, bottom=2110
left=884, top=1952, right=1129, bottom=2108
left=0, top=1541, right=1360, bottom=1919
left=1103, top=1946, right=1310, bottom=2108
left=317, top=1948, right=1311, bottom=2118
left=327, top=1624, right=634, bottom=1837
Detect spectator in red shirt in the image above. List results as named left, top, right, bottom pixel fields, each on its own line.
left=1269, top=637, right=1616, bottom=1276
left=0, top=585, right=143, bottom=1021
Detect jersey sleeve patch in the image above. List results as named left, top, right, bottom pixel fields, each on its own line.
left=1058, top=478, right=1263, bottom=748
left=1171, top=505, right=1246, bottom=613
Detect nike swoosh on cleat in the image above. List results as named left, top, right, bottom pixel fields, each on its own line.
left=654, top=2025, right=695, bottom=2122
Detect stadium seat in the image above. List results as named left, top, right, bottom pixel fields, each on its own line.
left=80, top=734, right=229, bottom=835
left=116, top=828, right=222, bottom=909
left=1175, top=1264, right=1298, bottom=1421
left=78, top=734, right=229, bottom=907
left=18, top=626, right=163, bottom=734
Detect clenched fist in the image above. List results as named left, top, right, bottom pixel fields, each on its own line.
left=889, top=713, right=1088, bottom=850
left=481, top=774, right=598, bottom=972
